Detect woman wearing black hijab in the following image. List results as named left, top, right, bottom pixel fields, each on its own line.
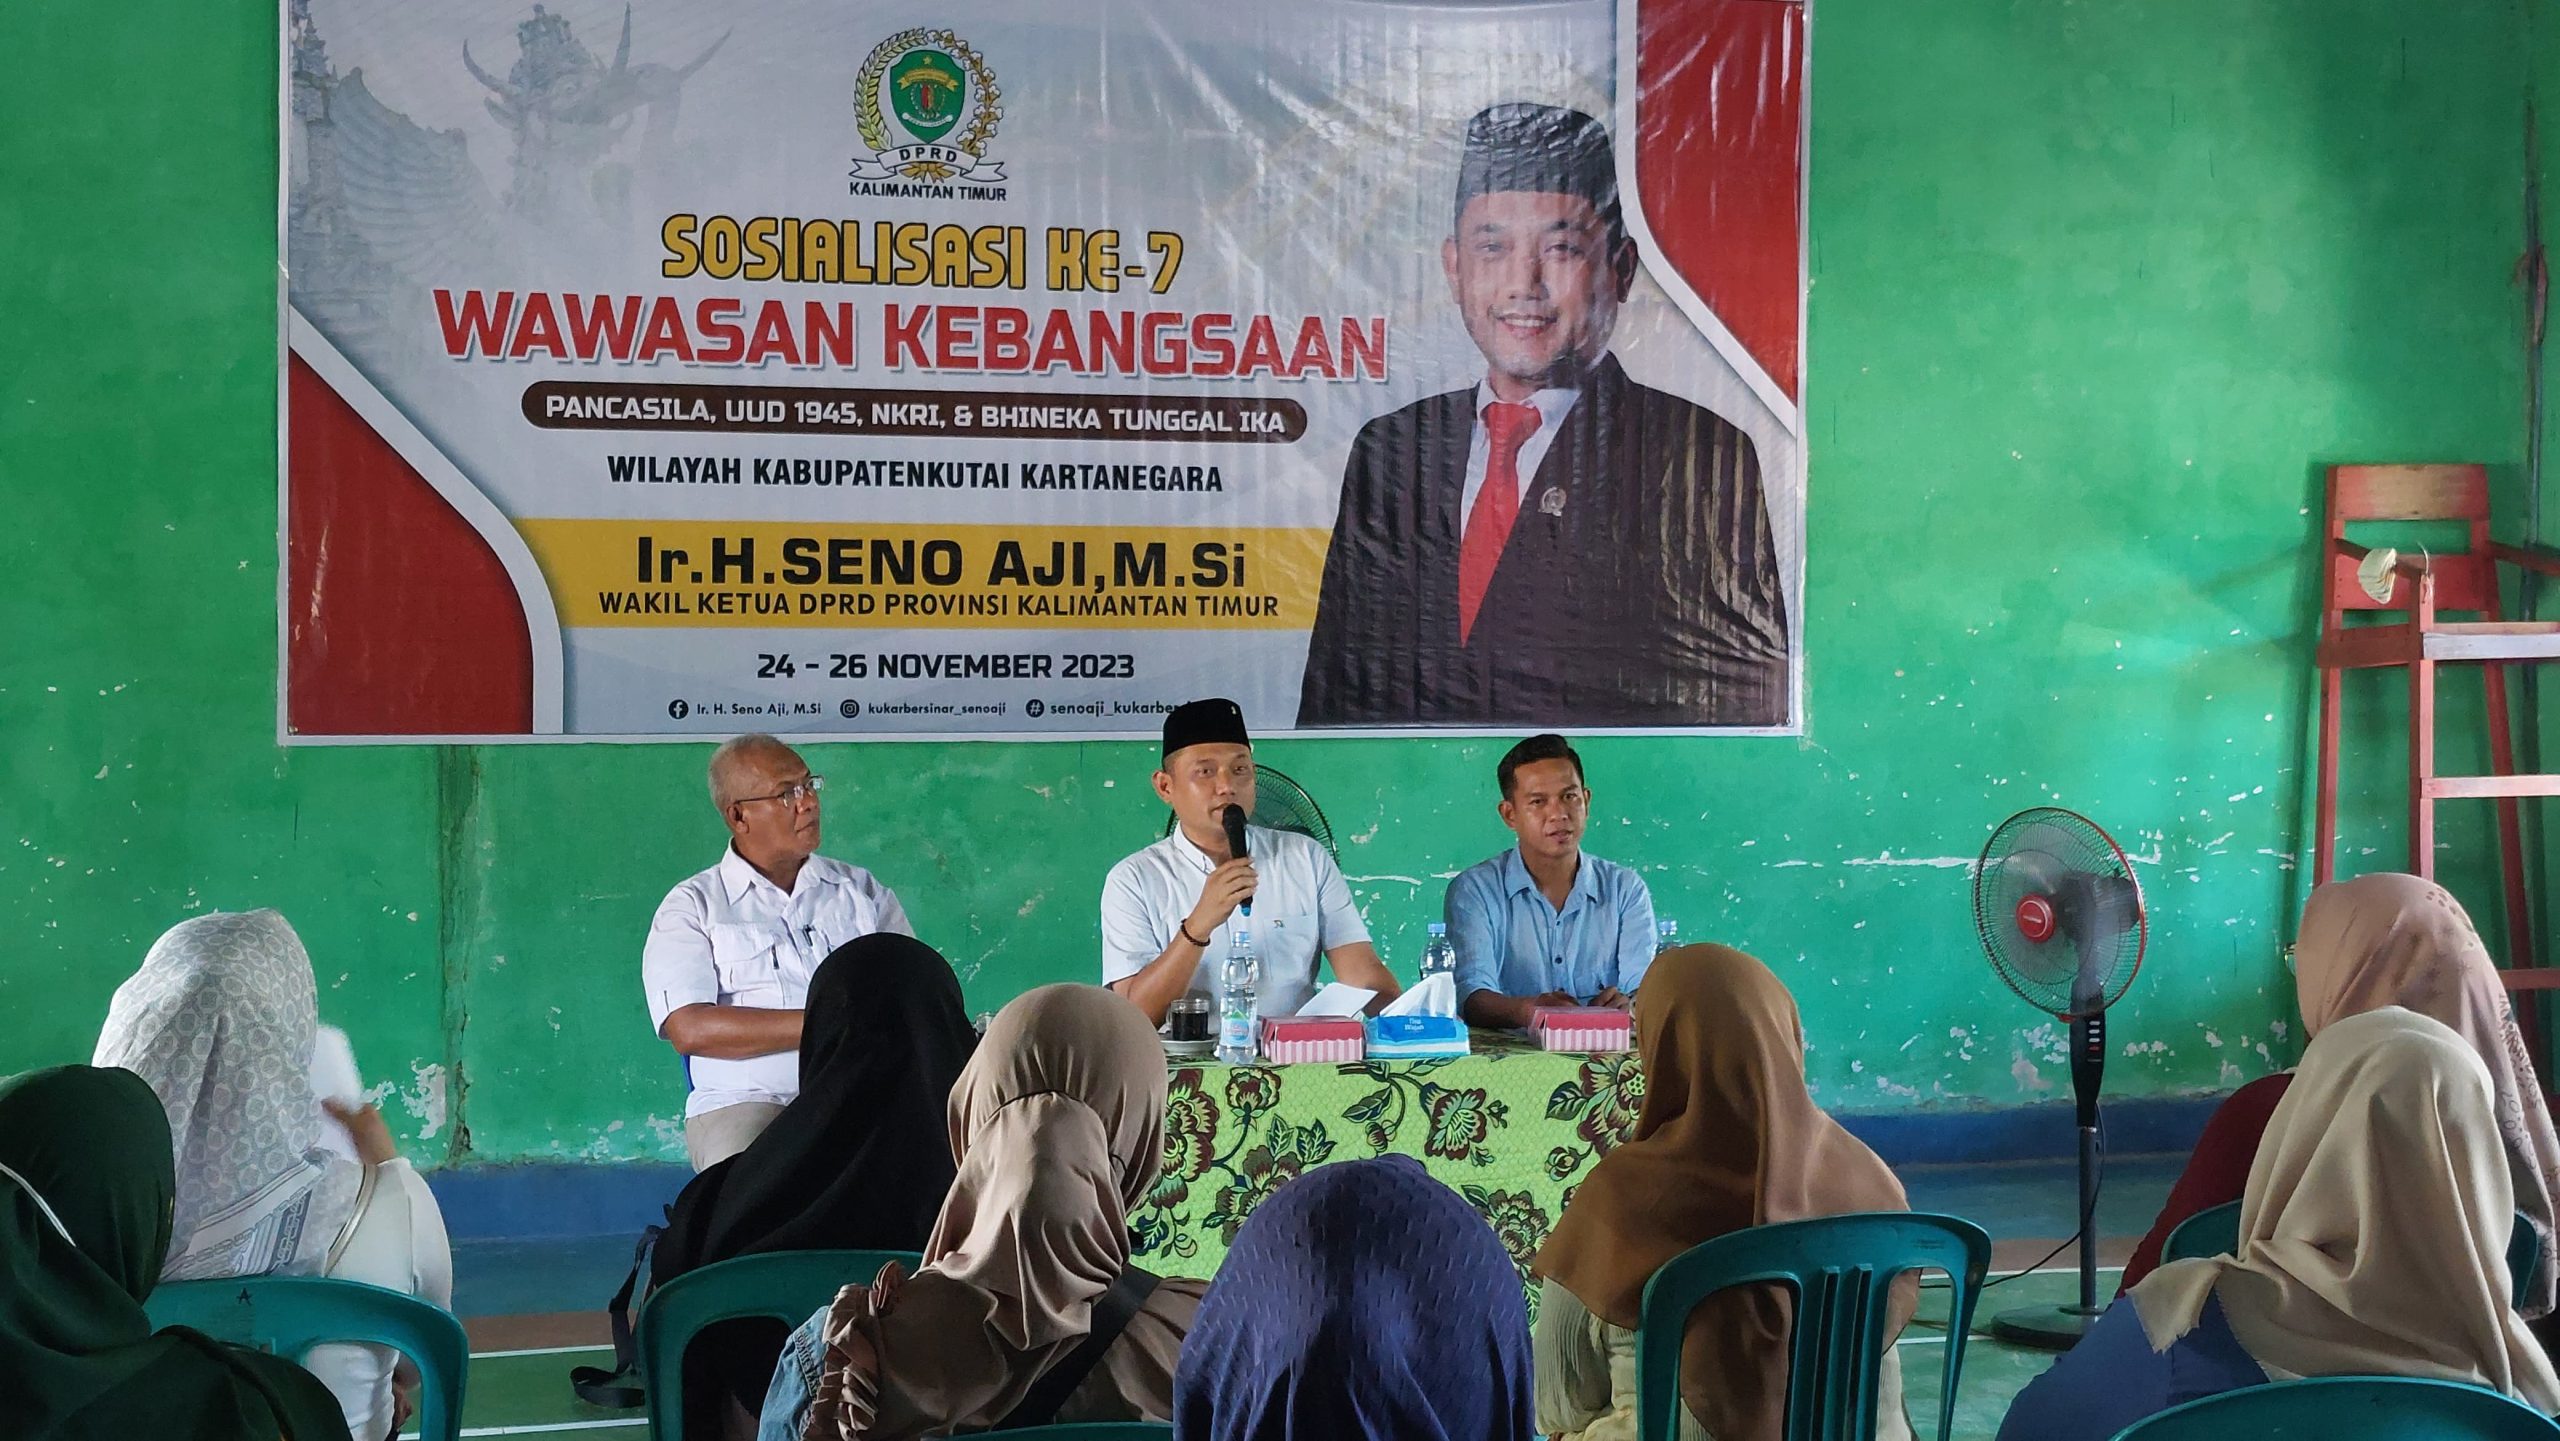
left=649, top=934, right=978, bottom=1439
left=1, top=1064, right=351, bottom=1441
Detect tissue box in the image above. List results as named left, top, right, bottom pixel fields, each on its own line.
left=1261, top=1016, right=1365, bottom=1064
left=1365, top=1015, right=1471, bottom=1058
left=1531, top=1006, right=1633, bottom=1053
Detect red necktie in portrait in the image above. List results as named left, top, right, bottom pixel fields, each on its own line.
left=1457, top=400, right=1541, bottom=644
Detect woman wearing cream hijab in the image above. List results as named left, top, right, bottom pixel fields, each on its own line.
left=1998, top=1008, right=2560, bottom=1440
left=1532, top=945, right=1917, bottom=1441
left=757, top=984, right=1203, bottom=1441
left=2118, top=874, right=2560, bottom=1314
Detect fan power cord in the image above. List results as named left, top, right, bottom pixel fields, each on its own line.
left=1911, top=1111, right=2108, bottom=1328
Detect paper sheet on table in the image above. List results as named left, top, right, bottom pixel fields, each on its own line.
left=1295, top=983, right=1377, bottom=1017
left=311, top=1024, right=363, bottom=1105
left=1382, top=971, right=1457, bottom=1018
left=309, top=1024, right=365, bottom=1162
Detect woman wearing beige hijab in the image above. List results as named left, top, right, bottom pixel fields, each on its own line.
left=1999, top=1007, right=2560, bottom=1440
left=2118, top=874, right=2560, bottom=1314
left=756, top=984, right=1203, bottom=1441
left=1531, top=945, right=1917, bottom=1441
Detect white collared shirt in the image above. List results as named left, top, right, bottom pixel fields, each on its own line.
left=642, top=846, right=912, bottom=1117
left=1100, top=823, right=1371, bottom=1017
left=1457, top=378, right=1583, bottom=537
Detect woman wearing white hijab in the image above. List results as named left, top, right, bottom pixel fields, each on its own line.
left=95, top=910, right=453, bottom=1441
left=1997, top=1007, right=2560, bottom=1440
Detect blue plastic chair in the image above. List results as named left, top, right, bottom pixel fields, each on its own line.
left=636, top=1248, right=922, bottom=1441
left=146, top=1275, right=468, bottom=1441
left=2156, top=1201, right=2242, bottom=1266
left=2163, top=1200, right=2539, bottom=1307
left=1635, top=1211, right=1992, bottom=1441
left=2112, top=1375, right=2560, bottom=1439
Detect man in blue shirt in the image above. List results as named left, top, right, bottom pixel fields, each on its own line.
left=1446, top=733, right=1659, bottom=1028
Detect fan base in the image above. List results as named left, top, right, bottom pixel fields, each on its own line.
left=1989, top=1302, right=2106, bottom=1350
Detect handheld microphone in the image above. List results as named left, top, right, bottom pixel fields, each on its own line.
left=1222, top=804, right=1251, bottom=916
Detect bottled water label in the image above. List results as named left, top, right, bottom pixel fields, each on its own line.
left=1219, top=923, right=1259, bottom=1060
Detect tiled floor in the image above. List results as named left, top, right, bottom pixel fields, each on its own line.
left=426, top=1152, right=2178, bottom=1437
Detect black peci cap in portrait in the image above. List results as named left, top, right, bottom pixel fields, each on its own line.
left=1162, top=697, right=1250, bottom=760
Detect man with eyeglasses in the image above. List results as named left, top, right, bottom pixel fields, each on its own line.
left=1445, top=733, right=1657, bottom=1029
left=642, top=732, right=913, bottom=1169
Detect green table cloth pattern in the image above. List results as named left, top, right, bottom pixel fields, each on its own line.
left=1132, top=1034, right=1646, bottom=1311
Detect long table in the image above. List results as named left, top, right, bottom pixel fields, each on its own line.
left=1131, top=1033, right=1642, bottom=1307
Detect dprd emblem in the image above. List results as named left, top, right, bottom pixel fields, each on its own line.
left=851, top=28, right=1005, bottom=187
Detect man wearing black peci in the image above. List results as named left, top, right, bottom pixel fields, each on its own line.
left=1297, top=102, right=1790, bottom=729
left=1099, top=699, right=1400, bottom=1026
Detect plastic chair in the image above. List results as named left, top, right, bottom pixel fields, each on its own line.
left=2157, top=1201, right=2243, bottom=1266
left=2162, top=1200, right=2539, bottom=1307
left=146, top=1275, right=468, bottom=1441
left=2112, top=1375, right=2560, bottom=1439
left=636, top=1248, right=922, bottom=1441
left=1635, top=1211, right=1992, bottom=1441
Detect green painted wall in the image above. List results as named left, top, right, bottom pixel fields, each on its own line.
left=3, top=0, right=2543, bottom=1164
left=2530, top=1, right=2560, bottom=1033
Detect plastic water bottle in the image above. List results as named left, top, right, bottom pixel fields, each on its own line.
left=1218, top=922, right=1261, bottom=1063
left=1420, top=922, right=1457, bottom=982
left=1655, top=918, right=1680, bottom=954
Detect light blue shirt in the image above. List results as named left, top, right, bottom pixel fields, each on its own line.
left=1445, top=848, right=1657, bottom=1004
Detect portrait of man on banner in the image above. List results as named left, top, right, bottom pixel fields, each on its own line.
left=1297, top=102, right=1791, bottom=731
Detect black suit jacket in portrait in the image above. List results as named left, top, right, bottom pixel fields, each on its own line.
left=1296, top=355, right=1790, bottom=728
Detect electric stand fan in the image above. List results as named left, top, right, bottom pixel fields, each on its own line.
left=1972, top=807, right=2148, bottom=1349
left=1160, top=764, right=1337, bottom=858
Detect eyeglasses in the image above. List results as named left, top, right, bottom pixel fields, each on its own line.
left=736, top=775, right=825, bottom=808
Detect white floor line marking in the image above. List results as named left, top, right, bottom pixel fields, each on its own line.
left=467, top=1343, right=614, bottom=1359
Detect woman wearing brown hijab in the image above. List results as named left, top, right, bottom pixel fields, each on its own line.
left=2116, top=873, right=2560, bottom=1310
left=756, top=984, right=1203, bottom=1441
left=1532, top=945, right=1916, bottom=1441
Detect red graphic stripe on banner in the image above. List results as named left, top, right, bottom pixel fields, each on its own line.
left=286, top=356, right=534, bottom=736
left=1634, top=0, right=1804, bottom=402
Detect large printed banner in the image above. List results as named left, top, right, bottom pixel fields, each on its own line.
left=282, top=0, right=1805, bottom=740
